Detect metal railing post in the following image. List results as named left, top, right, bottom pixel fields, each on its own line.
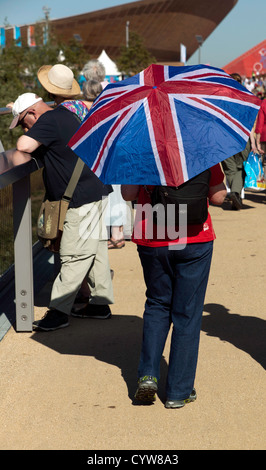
left=12, top=175, right=34, bottom=331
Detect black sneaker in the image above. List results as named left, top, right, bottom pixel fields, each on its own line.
left=71, top=304, right=111, bottom=319
left=165, top=388, right=197, bottom=409
left=33, top=309, right=69, bottom=331
left=134, top=376, right=158, bottom=402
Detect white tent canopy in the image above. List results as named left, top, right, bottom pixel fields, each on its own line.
left=97, top=50, right=121, bottom=77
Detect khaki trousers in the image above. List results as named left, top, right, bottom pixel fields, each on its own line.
left=49, top=198, right=114, bottom=314
left=221, top=139, right=251, bottom=195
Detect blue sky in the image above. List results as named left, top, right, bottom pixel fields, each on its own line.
left=0, top=0, right=265, bottom=68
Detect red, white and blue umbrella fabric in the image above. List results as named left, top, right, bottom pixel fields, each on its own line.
left=69, top=64, right=261, bottom=186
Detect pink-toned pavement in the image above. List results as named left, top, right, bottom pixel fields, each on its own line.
left=0, top=191, right=265, bottom=450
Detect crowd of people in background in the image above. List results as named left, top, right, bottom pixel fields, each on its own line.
left=220, top=71, right=266, bottom=210
left=243, top=73, right=266, bottom=99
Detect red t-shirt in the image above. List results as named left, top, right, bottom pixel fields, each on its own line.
left=132, top=164, right=224, bottom=247
left=255, top=100, right=266, bottom=142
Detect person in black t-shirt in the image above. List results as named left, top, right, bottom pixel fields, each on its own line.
left=10, top=90, right=114, bottom=331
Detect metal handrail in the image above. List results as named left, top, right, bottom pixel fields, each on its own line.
left=0, top=107, right=12, bottom=116
left=0, top=148, right=45, bottom=333
left=0, top=148, right=43, bottom=188
left=0, top=101, right=55, bottom=335
left=0, top=102, right=54, bottom=116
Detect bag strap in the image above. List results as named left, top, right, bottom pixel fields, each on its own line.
left=61, top=109, right=85, bottom=203
left=62, top=157, right=85, bottom=202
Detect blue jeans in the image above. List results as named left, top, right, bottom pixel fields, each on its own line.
left=137, top=241, right=213, bottom=400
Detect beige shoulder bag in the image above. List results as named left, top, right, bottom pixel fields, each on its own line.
left=37, top=158, right=84, bottom=252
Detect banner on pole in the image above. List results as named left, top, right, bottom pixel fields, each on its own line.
left=14, top=26, right=22, bottom=46
left=0, top=28, right=5, bottom=48
left=180, top=43, right=186, bottom=65
left=27, top=26, right=36, bottom=47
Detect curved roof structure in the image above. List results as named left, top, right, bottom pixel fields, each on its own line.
left=3, top=0, right=237, bottom=64
left=48, top=0, right=238, bottom=63
left=223, top=40, right=266, bottom=77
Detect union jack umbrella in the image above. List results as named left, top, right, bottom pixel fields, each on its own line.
left=69, top=64, right=261, bottom=186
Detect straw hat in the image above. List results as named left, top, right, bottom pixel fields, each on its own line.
left=37, top=64, right=80, bottom=97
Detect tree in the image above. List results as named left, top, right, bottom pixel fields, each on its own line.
left=0, top=23, right=89, bottom=150
left=116, top=31, right=156, bottom=76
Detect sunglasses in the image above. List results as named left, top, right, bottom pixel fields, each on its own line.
left=19, top=110, right=29, bottom=124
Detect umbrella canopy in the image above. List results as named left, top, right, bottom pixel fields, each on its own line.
left=69, top=64, right=261, bottom=186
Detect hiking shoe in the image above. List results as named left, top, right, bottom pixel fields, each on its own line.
left=230, top=192, right=242, bottom=210
left=33, top=309, right=69, bottom=331
left=71, top=303, right=111, bottom=319
left=165, top=388, right=197, bottom=409
left=134, top=376, right=158, bottom=402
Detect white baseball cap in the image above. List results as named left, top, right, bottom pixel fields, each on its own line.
left=9, top=93, right=42, bottom=129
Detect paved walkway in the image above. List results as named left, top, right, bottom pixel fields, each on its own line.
left=0, top=191, right=265, bottom=450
